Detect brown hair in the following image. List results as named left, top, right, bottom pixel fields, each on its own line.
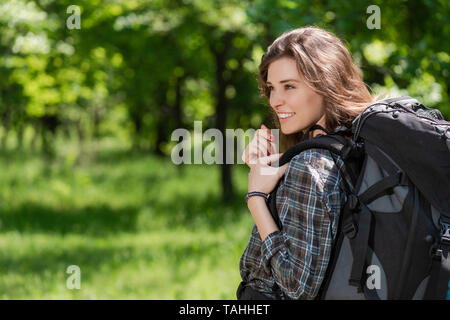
left=258, top=26, right=374, bottom=151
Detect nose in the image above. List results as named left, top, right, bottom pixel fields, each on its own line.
left=269, top=90, right=284, bottom=110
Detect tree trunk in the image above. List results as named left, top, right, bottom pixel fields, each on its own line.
left=16, top=122, right=24, bottom=150
left=174, top=75, right=185, bottom=173
left=131, top=109, right=143, bottom=150
left=174, top=75, right=184, bottom=134
left=31, top=121, right=40, bottom=152
left=154, top=81, right=170, bottom=157
left=211, top=33, right=234, bottom=202
left=1, top=112, right=10, bottom=149
left=155, top=106, right=167, bottom=157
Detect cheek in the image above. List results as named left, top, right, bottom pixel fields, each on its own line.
left=289, top=90, right=322, bottom=112
left=305, top=88, right=323, bottom=106
left=303, top=90, right=324, bottom=115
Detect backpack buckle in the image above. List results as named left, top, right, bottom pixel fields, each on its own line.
left=440, top=221, right=450, bottom=246
left=347, top=194, right=359, bottom=211
left=430, top=219, right=450, bottom=260
left=430, top=244, right=443, bottom=261
left=343, top=219, right=358, bottom=239
left=343, top=194, right=360, bottom=239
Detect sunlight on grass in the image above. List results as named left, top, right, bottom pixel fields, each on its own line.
left=0, top=142, right=254, bottom=299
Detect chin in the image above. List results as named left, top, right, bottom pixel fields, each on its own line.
left=281, top=126, right=302, bottom=136
left=281, top=128, right=291, bottom=135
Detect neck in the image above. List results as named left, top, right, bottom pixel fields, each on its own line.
left=303, top=124, right=328, bottom=138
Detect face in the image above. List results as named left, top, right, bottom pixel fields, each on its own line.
left=267, top=56, right=326, bottom=136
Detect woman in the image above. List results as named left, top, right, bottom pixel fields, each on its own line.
left=238, top=26, right=374, bottom=300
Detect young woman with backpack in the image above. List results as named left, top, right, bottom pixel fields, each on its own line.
left=238, top=26, right=375, bottom=300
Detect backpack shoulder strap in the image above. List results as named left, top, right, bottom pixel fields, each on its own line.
left=278, top=132, right=362, bottom=187
left=279, top=133, right=353, bottom=166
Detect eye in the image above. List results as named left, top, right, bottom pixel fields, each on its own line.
left=267, top=85, right=274, bottom=91
left=285, top=84, right=295, bottom=89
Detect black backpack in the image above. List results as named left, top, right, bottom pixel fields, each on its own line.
left=268, top=96, right=450, bottom=300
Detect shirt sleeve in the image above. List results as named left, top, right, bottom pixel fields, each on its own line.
left=260, top=149, right=343, bottom=300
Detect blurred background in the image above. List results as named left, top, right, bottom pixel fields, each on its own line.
left=0, top=0, right=448, bottom=299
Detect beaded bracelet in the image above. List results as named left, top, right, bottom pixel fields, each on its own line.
left=244, top=191, right=270, bottom=203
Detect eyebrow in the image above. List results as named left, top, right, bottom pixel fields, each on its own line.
left=266, top=79, right=300, bottom=85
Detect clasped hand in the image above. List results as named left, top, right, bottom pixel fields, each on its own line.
left=242, top=124, right=289, bottom=194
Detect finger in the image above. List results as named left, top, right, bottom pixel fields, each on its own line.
left=256, top=144, right=267, bottom=157
left=243, top=136, right=268, bottom=164
left=261, top=124, right=271, bottom=135
left=257, top=158, right=287, bottom=177
left=257, top=128, right=274, bottom=142
left=268, top=140, right=278, bottom=155
left=255, top=135, right=270, bottom=156
left=277, top=163, right=289, bottom=178
left=259, top=132, right=277, bottom=155
left=243, top=146, right=261, bottom=164
left=258, top=129, right=277, bottom=155
left=247, top=146, right=265, bottom=165
left=247, top=145, right=266, bottom=165
left=259, top=153, right=283, bottom=165
left=247, top=131, right=274, bottom=162
left=251, top=135, right=267, bottom=158
left=261, top=125, right=275, bottom=143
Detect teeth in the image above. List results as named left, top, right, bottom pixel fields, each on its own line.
left=278, top=113, right=295, bottom=119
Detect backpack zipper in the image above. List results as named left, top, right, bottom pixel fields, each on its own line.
left=391, top=101, right=449, bottom=124
left=354, top=103, right=449, bottom=141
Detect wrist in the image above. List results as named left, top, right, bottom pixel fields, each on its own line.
left=245, top=191, right=269, bottom=202
left=246, top=195, right=267, bottom=209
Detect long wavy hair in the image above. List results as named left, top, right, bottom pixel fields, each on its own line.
left=258, top=26, right=374, bottom=151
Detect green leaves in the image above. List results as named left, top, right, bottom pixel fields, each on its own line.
left=0, top=0, right=448, bottom=154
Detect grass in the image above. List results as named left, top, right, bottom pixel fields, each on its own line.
left=0, top=140, right=253, bottom=299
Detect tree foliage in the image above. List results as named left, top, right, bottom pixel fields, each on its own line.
left=1, top=0, right=448, bottom=197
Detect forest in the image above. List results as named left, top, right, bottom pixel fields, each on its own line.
left=0, top=0, right=448, bottom=299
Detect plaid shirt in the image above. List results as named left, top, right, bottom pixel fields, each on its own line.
left=239, top=148, right=353, bottom=300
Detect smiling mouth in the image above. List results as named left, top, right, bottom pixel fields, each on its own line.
left=278, top=112, right=296, bottom=119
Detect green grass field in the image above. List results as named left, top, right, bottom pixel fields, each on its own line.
left=0, top=140, right=253, bottom=299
